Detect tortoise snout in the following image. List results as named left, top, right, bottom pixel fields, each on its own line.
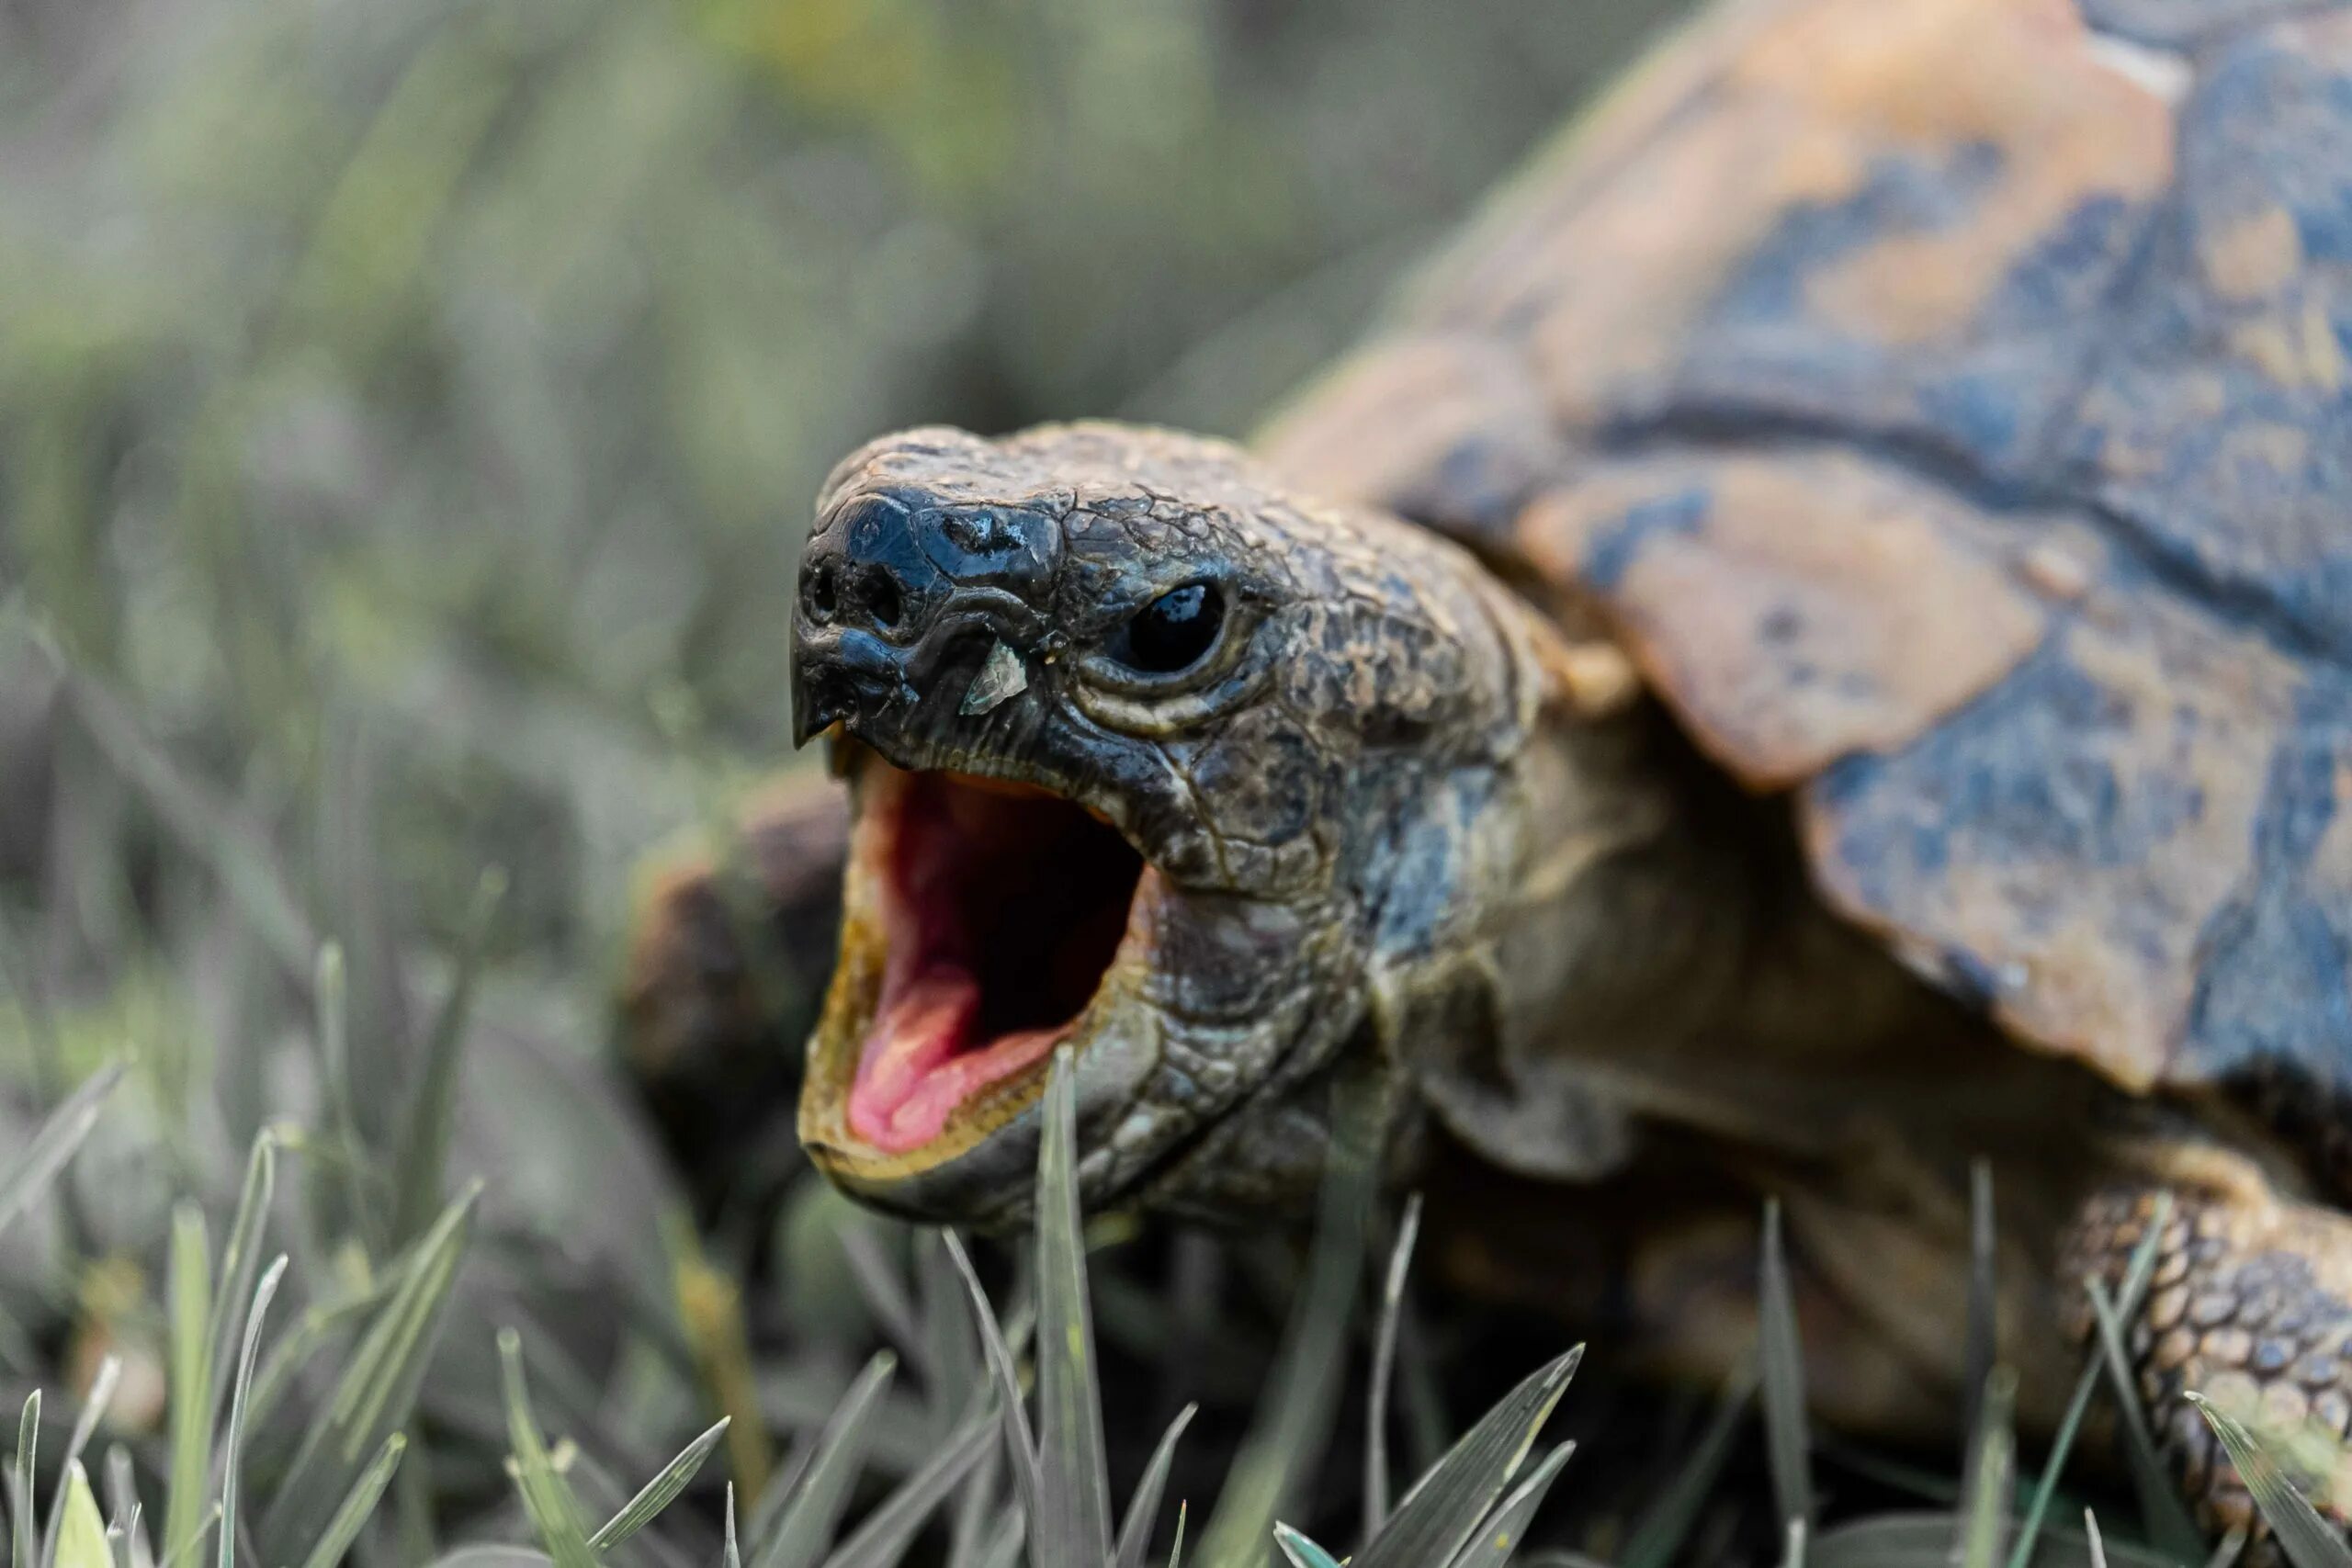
left=798, top=494, right=939, bottom=638
left=790, top=489, right=1064, bottom=746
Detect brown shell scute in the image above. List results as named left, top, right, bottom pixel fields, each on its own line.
left=1800, top=578, right=2319, bottom=1090
left=1515, top=450, right=2049, bottom=787
left=1260, top=335, right=1555, bottom=549
left=1419, top=0, right=2171, bottom=474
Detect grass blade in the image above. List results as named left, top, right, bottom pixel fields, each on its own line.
left=13, top=1392, right=37, bottom=1568
left=1033, top=1050, right=1113, bottom=1565
left=672, top=1216, right=774, bottom=1505
left=943, top=1434, right=1002, bottom=1568
left=917, top=1233, right=981, bottom=1438
left=1759, top=1200, right=1815, bottom=1533
left=1812, top=1512, right=2186, bottom=1568
left=586, top=1417, right=729, bottom=1553
left=260, top=1185, right=478, bottom=1560
left=311, top=945, right=379, bottom=1248
left=977, top=1510, right=1025, bottom=1568
left=1272, top=1524, right=1344, bottom=1568
left=1958, top=1368, right=2015, bottom=1568
left=2085, top=1276, right=2205, bottom=1564
left=205, top=1134, right=277, bottom=1431
left=1365, top=1193, right=1423, bottom=1541
left=390, top=868, right=503, bottom=1247
left=163, top=1206, right=213, bottom=1568
left=2207, top=1529, right=2250, bottom=1568
left=0, top=1066, right=119, bottom=1246
left=943, top=1233, right=1043, bottom=1529
left=498, top=1331, right=595, bottom=1568
left=819, top=1402, right=996, bottom=1568
left=218, top=1258, right=288, bottom=1568
left=293, top=1434, right=408, bottom=1568
left=1194, top=1073, right=1381, bottom=1567
left=241, top=1269, right=403, bottom=1439
left=726, top=1485, right=740, bottom=1568
left=1620, top=1365, right=1759, bottom=1568
left=2087, top=1510, right=2109, bottom=1568
left=2188, top=1393, right=2352, bottom=1568
left=1962, top=1163, right=1996, bottom=1450
left=2009, top=1195, right=2172, bottom=1568
left=836, top=1225, right=922, bottom=1372
left=40, top=1356, right=119, bottom=1568
left=103, top=1443, right=151, bottom=1568
left=1354, top=1347, right=1582, bottom=1568
left=1114, top=1404, right=1197, bottom=1568
left=51, top=1461, right=108, bottom=1568
left=1442, top=1440, right=1575, bottom=1568
left=752, top=1351, right=896, bottom=1568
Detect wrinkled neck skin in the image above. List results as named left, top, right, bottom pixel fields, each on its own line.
left=1086, top=589, right=1589, bottom=1219
left=1127, top=570, right=1675, bottom=1219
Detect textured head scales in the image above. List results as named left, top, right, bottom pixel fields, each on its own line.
left=1261, top=0, right=2352, bottom=1101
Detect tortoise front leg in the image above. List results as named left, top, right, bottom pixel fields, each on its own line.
left=2065, top=1170, right=2352, bottom=1548
left=621, top=771, right=848, bottom=1194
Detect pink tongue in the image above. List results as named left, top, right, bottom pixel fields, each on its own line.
left=847, top=971, right=1074, bottom=1155
left=849, top=974, right=980, bottom=1153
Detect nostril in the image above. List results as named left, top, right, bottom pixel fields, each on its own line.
left=865, top=570, right=904, bottom=629
left=805, top=563, right=839, bottom=623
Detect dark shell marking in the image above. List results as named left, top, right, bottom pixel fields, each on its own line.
left=2081, top=0, right=2349, bottom=49
left=1262, top=0, right=2352, bottom=1111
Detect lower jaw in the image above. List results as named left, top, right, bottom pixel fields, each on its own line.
left=797, top=959, right=1149, bottom=1216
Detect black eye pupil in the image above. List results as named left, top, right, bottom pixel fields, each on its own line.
left=1122, top=582, right=1223, bottom=673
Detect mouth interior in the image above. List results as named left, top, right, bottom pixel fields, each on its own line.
left=849, top=769, right=1144, bottom=1155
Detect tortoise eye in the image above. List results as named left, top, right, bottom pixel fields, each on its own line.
left=1111, top=582, right=1225, bottom=675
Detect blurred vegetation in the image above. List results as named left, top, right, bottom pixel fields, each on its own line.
left=0, top=0, right=1686, bottom=968
left=0, top=0, right=1696, bottom=1560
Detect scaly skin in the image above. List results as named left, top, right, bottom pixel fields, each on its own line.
left=2067, top=1164, right=2352, bottom=1551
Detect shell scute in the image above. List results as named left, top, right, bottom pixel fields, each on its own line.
left=2059, top=12, right=2352, bottom=664
left=1801, top=578, right=2334, bottom=1089
left=1517, top=449, right=2049, bottom=787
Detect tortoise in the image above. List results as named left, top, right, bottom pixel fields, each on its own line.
left=624, top=0, right=2352, bottom=1541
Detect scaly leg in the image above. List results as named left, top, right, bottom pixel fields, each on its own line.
left=2064, top=1160, right=2352, bottom=1550
left=621, top=771, right=848, bottom=1191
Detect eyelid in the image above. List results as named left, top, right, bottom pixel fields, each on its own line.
left=1069, top=653, right=1275, bottom=737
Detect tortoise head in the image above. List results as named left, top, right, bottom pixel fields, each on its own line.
left=789, top=422, right=1572, bottom=1224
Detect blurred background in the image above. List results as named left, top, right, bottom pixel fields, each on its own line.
left=0, top=0, right=1714, bottom=1562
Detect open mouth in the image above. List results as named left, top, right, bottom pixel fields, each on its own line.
left=824, top=756, right=1149, bottom=1158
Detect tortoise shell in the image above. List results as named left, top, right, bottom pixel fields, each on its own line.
left=1260, top=0, right=2352, bottom=1098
